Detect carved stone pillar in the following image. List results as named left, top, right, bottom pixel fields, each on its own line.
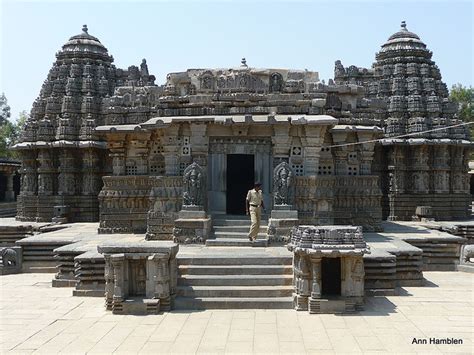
left=301, top=126, right=324, bottom=176
left=82, top=149, right=102, bottom=195
left=146, top=253, right=171, bottom=310
left=19, top=150, right=37, bottom=196
left=58, top=149, right=76, bottom=196
left=271, top=125, right=291, bottom=164
left=37, top=149, right=55, bottom=195
left=310, top=257, right=321, bottom=299
left=111, top=254, right=125, bottom=306
left=190, top=123, right=209, bottom=168
left=163, top=125, right=180, bottom=176
left=110, top=151, right=125, bottom=176
left=5, top=172, right=15, bottom=201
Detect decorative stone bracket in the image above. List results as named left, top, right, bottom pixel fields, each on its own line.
left=98, top=241, right=179, bottom=314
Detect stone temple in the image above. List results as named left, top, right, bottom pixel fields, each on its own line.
left=14, top=22, right=471, bottom=232
left=5, top=22, right=473, bottom=312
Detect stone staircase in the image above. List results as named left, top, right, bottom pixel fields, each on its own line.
left=174, top=255, right=293, bottom=309
left=205, top=215, right=269, bottom=247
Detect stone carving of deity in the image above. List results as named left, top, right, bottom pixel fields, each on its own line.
left=182, top=162, right=204, bottom=207
left=269, top=72, right=283, bottom=93
left=273, top=161, right=294, bottom=206
left=38, top=174, right=53, bottom=195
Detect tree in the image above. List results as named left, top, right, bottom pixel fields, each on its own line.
left=450, top=84, right=474, bottom=122
left=0, top=93, right=11, bottom=126
left=0, top=110, right=28, bottom=159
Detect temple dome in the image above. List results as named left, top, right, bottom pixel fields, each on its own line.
left=377, top=21, right=430, bottom=59
left=59, top=25, right=110, bottom=57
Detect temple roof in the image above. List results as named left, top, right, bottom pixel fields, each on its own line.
left=379, top=21, right=428, bottom=55
left=60, top=24, right=110, bottom=57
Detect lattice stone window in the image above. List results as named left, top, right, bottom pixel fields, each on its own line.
left=291, top=164, right=304, bottom=176
left=126, top=166, right=138, bottom=176
left=152, top=141, right=164, bottom=155
left=181, top=136, right=191, bottom=156
left=348, top=166, right=358, bottom=176
left=179, top=162, right=187, bottom=176
left=182, top=146, right=191, bottom=156
left=149, top=163, right=165, bottom=175
left=291, top=146, right=303, bottom=156
left=318, top=165, right=333, bottom=175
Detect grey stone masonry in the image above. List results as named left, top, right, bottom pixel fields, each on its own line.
left=98, top=241, right=179, bottom=314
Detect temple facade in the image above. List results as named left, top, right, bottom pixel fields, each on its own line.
left=14, top=22, right=471, bottom=237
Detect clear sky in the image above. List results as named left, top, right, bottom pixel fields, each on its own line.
left=1, top=0, right=472, bottom=121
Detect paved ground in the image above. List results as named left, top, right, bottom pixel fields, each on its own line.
left=0, top=271, right=472, bottom=354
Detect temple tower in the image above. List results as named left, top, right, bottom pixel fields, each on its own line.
left=15, top=25, right=115, bottom=221
left=372, top=22, right=471, bottom=220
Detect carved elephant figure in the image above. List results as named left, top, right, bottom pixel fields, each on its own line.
left=461, top=244, right=474, bottom=264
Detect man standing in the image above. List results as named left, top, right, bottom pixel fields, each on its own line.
left=246, top=182, right=265, bottom=242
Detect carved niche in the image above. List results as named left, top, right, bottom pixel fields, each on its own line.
left=273, top=161, right=295, bottom=206
left=182, top=162, right=204, bottom=207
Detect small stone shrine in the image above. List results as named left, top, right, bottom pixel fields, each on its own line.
left=98, top=241, right=178, bottom=314
left=287, top=225, right=369, bottom=313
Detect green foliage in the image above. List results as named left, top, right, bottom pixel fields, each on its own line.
left=0, top=92, right=11, bottom=126
left=450, top=84, right=474, bottom=122
left=0, top=107, right=28, bottom=160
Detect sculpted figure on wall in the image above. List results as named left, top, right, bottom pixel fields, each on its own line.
left=273, top=162, right=294, bottom=206
left=182, top=162, right=204, bottom=207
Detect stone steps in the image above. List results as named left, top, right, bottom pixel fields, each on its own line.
left=175, top=255, right=293, bottom=309
left=179, top=274, right=293, bottom=286
left=174, top=296, right=292, bottom=310
left=207, top=216, right=269, bottom=247
left=177, top=285, right=293, bottom=298
left=213, top=226, right=267, bottom=233
left=206, top=238, right=268, bottom=247
left=213, top=231, right=267, bottom=238
left=178, top=256, right=292, bottom=265
left=179, top=264, right=293, bottom=275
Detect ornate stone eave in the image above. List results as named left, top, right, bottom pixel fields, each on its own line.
left=286, top=246, right=370, bottom=257
left=12, top=140, right=107, bottom=150
left=379, top=138, right=474, bottom=146
left=96, top=114, right=338, bottom=133
left=330, top=125, right=384, bottom=134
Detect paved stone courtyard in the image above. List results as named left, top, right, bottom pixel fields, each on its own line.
left=0, top=271, right=472, bottom=354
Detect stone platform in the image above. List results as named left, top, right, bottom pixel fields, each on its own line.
left=0, top=217, right=470, bottom=309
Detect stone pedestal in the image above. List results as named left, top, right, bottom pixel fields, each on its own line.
left=98, top=241, right=179, bottom=314
left=268, top=206, right=298, bottom=244
left=173, top=209, right=211, bottom=244
left=52, top=205, right=71, bottom=224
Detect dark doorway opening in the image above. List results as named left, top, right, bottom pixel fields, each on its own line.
left=0, top=174, right=6, bottom=201
left=226, top=154, right=254, bottom=215
left=321, top=257, right=342, bottom=296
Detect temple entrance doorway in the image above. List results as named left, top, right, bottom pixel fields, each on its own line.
left=321, top=257, right=342, bottom=296
left=226, top=154, right=254, bottom=215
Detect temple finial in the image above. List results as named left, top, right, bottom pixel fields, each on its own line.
left=82, top=24, right=88, bottom=33
left=401, top=21, right=407, bottom=30
left=241, top=57, right=247, bottom=67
